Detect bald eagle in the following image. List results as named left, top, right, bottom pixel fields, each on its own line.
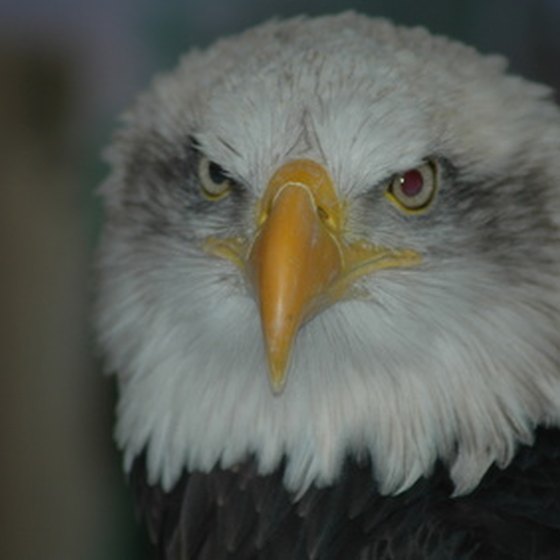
left=95, top=13, right=560, bottom=559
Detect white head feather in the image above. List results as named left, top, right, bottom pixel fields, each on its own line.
left=96, top=13, right=560, bottom=496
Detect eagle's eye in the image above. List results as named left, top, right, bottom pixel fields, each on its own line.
left=386, top=161, right=438, bottom=212
left=198, top=157, right=232, bottom=200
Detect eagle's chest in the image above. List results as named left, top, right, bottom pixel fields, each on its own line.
left=129, top=428, right=560, bottom=560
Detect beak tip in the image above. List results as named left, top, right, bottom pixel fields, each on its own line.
left=267, top=360, right=289, bottom=395
left=270, top=378, right=286, bottom=395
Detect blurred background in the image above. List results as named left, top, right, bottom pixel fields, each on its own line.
left=1, top=1, right=559, bottom=559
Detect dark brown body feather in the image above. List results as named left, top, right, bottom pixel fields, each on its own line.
left=129, top=428, right=560, bottom=559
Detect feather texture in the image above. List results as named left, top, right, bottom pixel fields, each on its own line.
left=95, top=12, right=560, bottom=559
left=130, top=428, right=560, bottom=559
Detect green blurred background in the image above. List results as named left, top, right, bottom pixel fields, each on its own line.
left=1, top=1, right=558, bottom=559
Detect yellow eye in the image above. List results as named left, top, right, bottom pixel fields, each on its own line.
left=386, top=161, right=438, bottom=212
left=198, top=157, right=232, bottom=200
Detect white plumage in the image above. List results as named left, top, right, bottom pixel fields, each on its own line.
left=96, top=13, right=560, bottom=550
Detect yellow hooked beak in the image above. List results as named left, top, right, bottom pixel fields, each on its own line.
left=204, top=159, right=421, bottom=393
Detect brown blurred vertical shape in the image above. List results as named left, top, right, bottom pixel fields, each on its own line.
left=0, top=49, right=102, bottom=560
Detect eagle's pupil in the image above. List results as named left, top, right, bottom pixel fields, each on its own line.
left=208, top=161, right=227, bottom=184
left=400, top=169, right=424, bottom=197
